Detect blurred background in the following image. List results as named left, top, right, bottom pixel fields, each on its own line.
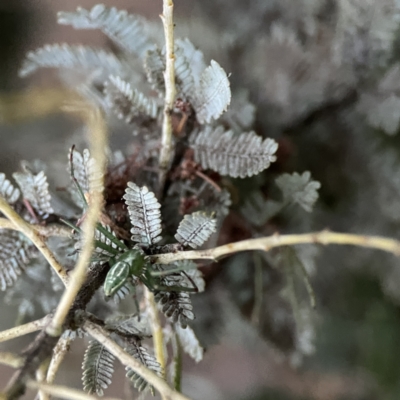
left=2, top=1, right=400, bottom=399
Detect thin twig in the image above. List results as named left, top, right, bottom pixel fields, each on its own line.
left=46, top=107, right=108, bottom=337
left=0, top=196, right=68, bottom=285
left=0, top=353, right=24, bottom=369
left=0, top=218, right=71, bottom=238
left=46, top=337, right=71, bottom=385
left=0, top=316, right=49, bottom=344
left=26, top=381, right=122, bottom=400
left=158, top=0, right=176, bottom=188
left=35, top=361, right=49, bottom=400
left=145, top=289, right=167, bottom=381
left=150, top=230, right=400, bottom=264
left=83, top=321, right=191, bottom=400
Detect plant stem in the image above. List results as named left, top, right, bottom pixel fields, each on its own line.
left=158, top=0, right=176, bottom=188
left=0, top=196, right=68, bottom=286
left=46, top=108, right=108, bottom=337
left=0, top=316, right=49, bottom=344
left=0, top=353, right=24, bottom=369
left=150, top=230, right=400, bottom=264
left=26, top=381, right=122, bottom=400
left=45, top=337, right=71, bottom=385
left=0, top=218, right=71, bottom=237
left=83, top=321, right=191, bottom=400
left=145, top=289, right=167, bottom=381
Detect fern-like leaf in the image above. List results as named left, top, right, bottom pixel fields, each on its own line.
left=125, top=343, right=162, bottom=393
left=69, top=148, right=103, bottom=208
left=0, top=230, right=34, bottom=291
left=193, top=60, right=231, bottom=124
left=175, top=325, right=204, bottom=363
left=144, top=47, right=165, bottom=95
left=144, top=39, right=206, bottom=100
left=13, top=166, right=53, bottom=216
left=19, top=44, right=125, bottom=77
left=275, top=171, right=321, bottom=212
left=123, top=182, right=162, bottom=246
left=155, top=289, right=194, bottom=328
left=107, top=314, right=151, bottom=337
left=82, top=340, right=115, bottom=397
left=0, top=173, right=20, bottom=205
left=191, top=126, right=278, bottom=178
left=58, top=5, right=155, bottom=58
left=175, top=211, right=216, bottom=249
left=110, top=278, right=137, bottom=304
left=104, top=76, right=158, bottom=123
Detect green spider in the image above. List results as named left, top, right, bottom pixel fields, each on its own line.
left=102, top=246, right=198, bottom=297
left=66, top=147, right=198, bottom=299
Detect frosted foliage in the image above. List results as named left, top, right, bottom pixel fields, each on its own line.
left=175, top=212, right=217, bottom=248
left=13, top=169, right=54, bottom=215
left=19, top=44, right=125, bottom=78
left=144, top=47, right=165, bottom=94
left=0, top=173, right=20, bottom=205
left=177, top=260, right=206, bottom=292
left=104, top=76, right=158, bottom=123
left=123, top=182, right=162, bottom=246
left=276, top=171, right=321, bottom=212
left=0, top=230, right=33, bottom=291
left=125, top=344, right=162, bottom=393
left=69, top=148, right=103, bottom=205
left=82, top=340, right=115, bottom=396
left=58, top=5, right=155, bottom=58
left=192, top=126, right=278, bottom=178
left=193, top=60, right=231, bottom=124
left=175, top=325, right=204, bottom=362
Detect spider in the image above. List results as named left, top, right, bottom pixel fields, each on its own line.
left=65, top=147, right=199, bottom=299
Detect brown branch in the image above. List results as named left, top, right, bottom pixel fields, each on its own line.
left=0, top=353, right=24, bottom=369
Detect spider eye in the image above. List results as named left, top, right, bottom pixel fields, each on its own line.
left=104, top=261, right=130, bottom=297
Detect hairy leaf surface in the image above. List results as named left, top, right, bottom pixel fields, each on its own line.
left=104, top=76, right=158, bottom=123
left=20, top=44, right=125, bottom=77
left=191, top=126, right=278, bottom=178
left=175, top=325, right=204, bottom=362
left=0, top=173, right=20, bottom=205
left=276, top=171, right=321, bottom=212
left=13, top=167, right=53, bottom=216
left=193, top=60, right=231, bottom=124
left=0, top=230, right=34, bottom=291
left=82, top=340, right=115, bottom=396
left=58, top=5, right=155, bottom=58
left=125, top=343, right=162, bottom=393
left=123, top=182, right=162, bottom=246
left=175, top=211, right=217, bottom=248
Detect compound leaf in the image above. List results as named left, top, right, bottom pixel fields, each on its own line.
left=125, top=343, right=162, bottom=394
left=123, top=182, right=162, bottom=246
left=13, top=166, right=53, bottom=216
left=0, top=230, right=34, bottom=291
left=193, top=60, right=231, bottom=124
left=104, top=75, right=158, bottom=123
left=19, top=44, right=125, bottom=78
left=275, top=171, right=321, bottom=212
left=69, top=148, right=104, bottom=208
left=58, top=5, right=155, bottom=58
left=0, top=173, right=20, bottom=205
left=175, top=324, right=204, bottom=363
left=82, top=340, right=115, bottom=397
left=191, top=126, right=278, bottom=178
left=175, top=211, right=217, bottom=249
